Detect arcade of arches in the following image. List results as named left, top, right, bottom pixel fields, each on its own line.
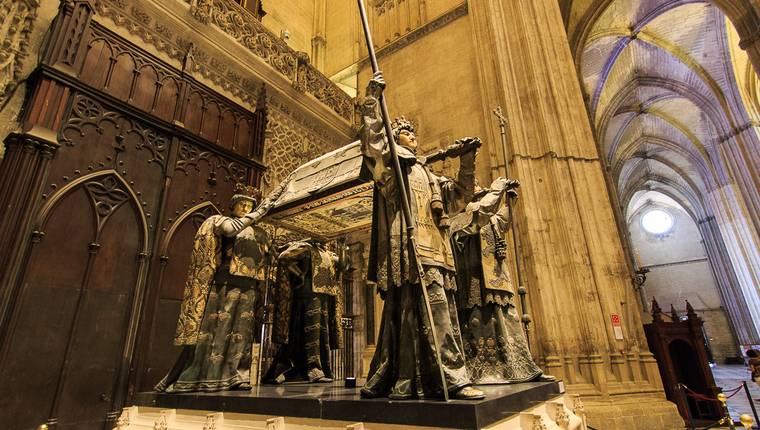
left=565, top=0, right=760, bottom=357
left=0, top=0, right=757, bottom=429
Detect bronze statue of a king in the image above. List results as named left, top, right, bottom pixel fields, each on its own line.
left=359, top=71, right=484, bottom=400
left=450, top=178, right=554, bottom=384
left=155, top=179, right=289, bottom=393
left=263, top=239, right=347, bottom=384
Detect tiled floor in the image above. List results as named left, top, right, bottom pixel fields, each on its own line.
left=712, top=364, right=760, bottom=423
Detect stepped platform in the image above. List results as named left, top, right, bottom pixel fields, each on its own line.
left=132, top=381, right=568, bottom=429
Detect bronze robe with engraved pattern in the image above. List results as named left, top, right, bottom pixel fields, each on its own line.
left=451, top=180, right=543, bottom=384
left=264, top=241, right=343, bottom=383
left=359, top=92, right=476, bottom=399
left=156, top=215, right=269, bottom=393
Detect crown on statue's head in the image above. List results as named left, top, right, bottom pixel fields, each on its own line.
left=391, top=116, right=415, bottom=140
left=230, top=183, right=262, bottom=208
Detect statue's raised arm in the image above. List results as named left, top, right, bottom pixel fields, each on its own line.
left=359, top=71, right=397, bottom=187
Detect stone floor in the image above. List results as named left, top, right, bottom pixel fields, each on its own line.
left=711, top=364, right=760, bottom=423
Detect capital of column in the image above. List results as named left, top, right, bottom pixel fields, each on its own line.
left=739, top=22, right=760, bottom=50
left=4, top=132, right=60, bottom=159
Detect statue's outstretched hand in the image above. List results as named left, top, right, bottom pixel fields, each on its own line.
left=266, top=171, right=296, bottom=204
left=367, top=71, right=386, bottom=98
left=244, top=172, right=296, bottom=224
left=454, top=136, right=482, bottom=150
left=452, top=137, right=481, bottom=163
left=490, top=177, right=520, bottom=199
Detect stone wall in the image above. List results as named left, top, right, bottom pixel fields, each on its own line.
left=261, top=1, right=315, bottom=55
left=0, top=0, right=59, bottom=158
left=324, top=0, right=360, bottom=78
left=628, top=197, right=741, bottom=362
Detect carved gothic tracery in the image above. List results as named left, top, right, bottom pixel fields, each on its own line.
left=98, top=0, right=353, bottom=121
left=84, top=175, right=131, bottom=234
left=263, top=108, right=339, bottom=188
left=186, top=0, right=352, bottom=120
left=61, top=95, right=169, bottom=167
left=175, top=141, right=248, bottom=185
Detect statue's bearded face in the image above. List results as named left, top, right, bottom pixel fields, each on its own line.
left=232, top=199, right=254, bottom=217
left=398, top=129, right=417, bottom=151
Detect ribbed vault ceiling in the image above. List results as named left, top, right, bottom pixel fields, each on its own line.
left=575, top=0, right=759, bottom=219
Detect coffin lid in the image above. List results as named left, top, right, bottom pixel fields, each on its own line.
left=265, top=141, right=373, bottom=240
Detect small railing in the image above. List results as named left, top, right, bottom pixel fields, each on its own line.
left=678, top=382, right=759, bottom=429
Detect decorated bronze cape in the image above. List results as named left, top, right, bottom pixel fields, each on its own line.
left=173, top=215, right=269, bottom=346
left=271, top=241, right=343, bottom=347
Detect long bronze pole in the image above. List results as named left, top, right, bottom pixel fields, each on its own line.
left=256, top=229, right=275, bottom=386
left=357, top=0, right=449, bottom=401
left=492, top=106, right=532, bottom=345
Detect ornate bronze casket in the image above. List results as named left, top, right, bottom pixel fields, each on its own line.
left=266, top=141, right=373, bottom=240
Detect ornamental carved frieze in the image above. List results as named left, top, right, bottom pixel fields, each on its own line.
left=95, top=0, right=354, bottom=123
left=0, top=0, right=39, bottom=105
left=94, top=1, right=186, bottom=64
left=60, top=95, right=169, bottom=168
left=263, top=107, right=341, bottom=189
left=188, top=0, right=352, bottom=120
left=190, top=0, right=213, bottom=24
left=175, top=141, right=248, bottom=185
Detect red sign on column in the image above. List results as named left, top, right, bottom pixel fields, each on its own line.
left=611, top=314, right=623, bottom=340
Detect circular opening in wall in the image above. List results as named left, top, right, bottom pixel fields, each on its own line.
left=641, top=209, right=674, bottom=235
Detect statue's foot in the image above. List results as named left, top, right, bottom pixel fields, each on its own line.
left=535, top=374, right=557, bottom=382
left=266, top=374, right=286, bottom=385
left=307, top=368, right=327, bottom=383
left=388, top=392, right=414, bottom=400
left=453, top=386, right=485, bottom=400
left=233, top=382, right=252, bottom=391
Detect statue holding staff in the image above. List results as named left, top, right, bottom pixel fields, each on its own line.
left=358, top=70, right=484, bottom=400
left=450, top=178, right=554, bottom=384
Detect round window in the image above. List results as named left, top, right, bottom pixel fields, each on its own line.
left=641, top=209, right=674, bottom=235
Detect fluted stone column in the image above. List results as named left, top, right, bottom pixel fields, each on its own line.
left=697, top=215, right=758, bottom=345
left=468, top=1, right=683, bottom=429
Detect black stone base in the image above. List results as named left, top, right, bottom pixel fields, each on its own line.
left=133, top=381, right=562, bottom=429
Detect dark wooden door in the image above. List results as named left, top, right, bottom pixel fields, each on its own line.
left=0, top=173, right=148, bottom=430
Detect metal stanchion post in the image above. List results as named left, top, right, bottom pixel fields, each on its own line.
left=680, top=384, right=696, bottom=430
left=743, top=381, right=760, bottom=428
left=676, top=382, right=697, bottom=430
left=718, top=393, right=737, bottom=430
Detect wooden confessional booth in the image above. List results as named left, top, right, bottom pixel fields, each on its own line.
left=644, top=299, right=723, bottom=425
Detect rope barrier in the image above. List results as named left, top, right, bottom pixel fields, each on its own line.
left=679, top=381, right=760, bottom=430
left=681, top=383, right=744, bottom=402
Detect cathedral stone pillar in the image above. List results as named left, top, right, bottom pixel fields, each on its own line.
left=721, top=1, right=760, bottom=78
left=468, top=1, right=683, bottom=429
